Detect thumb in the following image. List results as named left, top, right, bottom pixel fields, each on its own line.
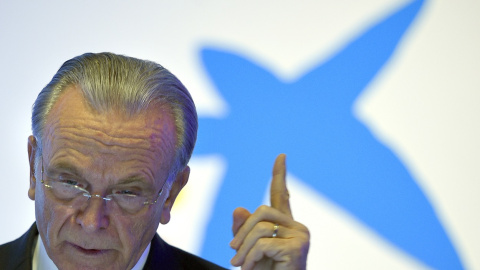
left=232, top=207, right=251, bottom=236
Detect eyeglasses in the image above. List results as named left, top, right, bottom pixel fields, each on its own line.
left=40, top=159, right=167, bottom=214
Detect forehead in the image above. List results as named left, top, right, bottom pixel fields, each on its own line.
left=41, top=85, right=177, bottom=172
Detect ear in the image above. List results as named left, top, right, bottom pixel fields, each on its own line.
left=160, top=166, right=190, bottom=224
left=27, top=135, right=38, bottom=200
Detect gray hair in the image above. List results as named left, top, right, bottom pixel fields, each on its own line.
left=32, top=52, right=198, bottom=181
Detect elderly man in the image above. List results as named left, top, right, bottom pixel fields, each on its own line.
left=0, top=53, right=309, bottom=269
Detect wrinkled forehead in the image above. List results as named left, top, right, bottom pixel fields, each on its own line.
left=41, top=86, right=177, bottom=164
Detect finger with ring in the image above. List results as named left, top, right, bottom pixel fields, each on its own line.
left=272, top=224, right=279, bottom=238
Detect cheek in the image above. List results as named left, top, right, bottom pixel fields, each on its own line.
left=116, top=207, right=163, bottom=254
left=35, top=186, right=50, bottom=231
left=35, top=186, right=73, bottom=246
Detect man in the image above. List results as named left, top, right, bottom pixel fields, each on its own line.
left=0, top=53, right=310, bottom=269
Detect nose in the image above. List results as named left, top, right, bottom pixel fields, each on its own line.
left=75, top=194, right=110, bottom=232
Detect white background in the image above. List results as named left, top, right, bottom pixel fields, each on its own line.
left=0, top=0, right=479, bottom=269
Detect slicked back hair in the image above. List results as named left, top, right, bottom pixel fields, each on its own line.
left=32, top=52, right=198, bottom=180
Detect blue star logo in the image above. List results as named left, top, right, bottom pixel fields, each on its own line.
left=194, top=0, right=464, bottom=268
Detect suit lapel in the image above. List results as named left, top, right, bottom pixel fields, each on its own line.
left=143, top=234, right=181, bottom=269
left=0, top=222, right=37, bottom=270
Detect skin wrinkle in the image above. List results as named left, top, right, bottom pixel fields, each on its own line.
left=43, top=113, right=176, bottom=177
left=30, top=86, right=181, bottom=269
left=58, top=127, right=152, bottom=149
left=50, top=158, right=161, bottom=190
left=44, top=87, right=175, bottom=149
left=46, top=144, right=162, bottom=188
left=42, top=108, right=175, bottom=187
left=44, top=160, right=159, bottom=197
left=48, top=121, right=163, bottom=151
left=47, top=154, right=163, bottom=195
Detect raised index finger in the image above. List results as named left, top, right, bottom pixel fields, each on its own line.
left=270, top=154, right=293, bottom=218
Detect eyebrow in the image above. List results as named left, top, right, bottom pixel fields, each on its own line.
left=46, top=161, right=154, bottom=187
left=116, top=176, right=151, bottom=186
left=45, top=162, right=82, bottom=177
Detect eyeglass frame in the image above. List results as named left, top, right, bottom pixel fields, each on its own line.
left=39, top=157, right=169, bottom=213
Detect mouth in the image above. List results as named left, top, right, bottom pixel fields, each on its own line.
left=70, top=243, right=108, bottom=256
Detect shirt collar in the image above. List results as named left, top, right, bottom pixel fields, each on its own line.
left=32, top=234, right=151, bottom=270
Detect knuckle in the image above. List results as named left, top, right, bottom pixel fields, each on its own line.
left=255, top=205, right=270, bottom=215
left=270, top=189, right=283, bottom=198
left=294, top=222, right=310, bottom=238
left=255, top=221, right=272, bottom=235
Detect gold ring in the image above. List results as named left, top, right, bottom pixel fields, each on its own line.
left=272, top=224, right=279, bottom=238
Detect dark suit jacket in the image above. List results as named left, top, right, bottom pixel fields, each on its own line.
left=0, top=223, right=226, bottom=270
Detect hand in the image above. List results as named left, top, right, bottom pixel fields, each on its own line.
left=230, top=154, right=310, bottom=270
